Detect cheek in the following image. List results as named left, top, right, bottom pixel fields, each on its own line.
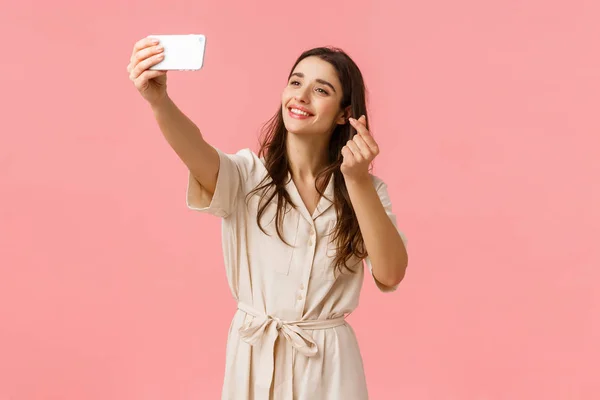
left=281, top=88, right=293, bottom=105
left=316, top=100, right=341, bottom=120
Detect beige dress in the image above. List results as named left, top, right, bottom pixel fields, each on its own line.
left=186, top=148, right=407, bottom=400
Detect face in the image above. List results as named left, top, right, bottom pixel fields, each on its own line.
left=281, top=56, right=348, bottom=137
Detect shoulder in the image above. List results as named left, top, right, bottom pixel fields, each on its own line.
left=217, top=148, right=269, bottom=185
left=228, top=147, right=259, bottom=163
left=220, top=148, right=263, bottom=172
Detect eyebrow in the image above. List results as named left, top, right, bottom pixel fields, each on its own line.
left=290, top=72, right=337, bottom=93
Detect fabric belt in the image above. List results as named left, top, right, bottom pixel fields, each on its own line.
left=237, top=302, right=346, bottom=392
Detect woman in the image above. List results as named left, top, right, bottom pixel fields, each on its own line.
left=127, top=37, right=409, bottom=400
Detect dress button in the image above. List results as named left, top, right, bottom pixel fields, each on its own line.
left=300, top=283, right=305, bottom=290
left=297, top=294, right=303, bottom=301
left=308, top=239, right=313, bottom=246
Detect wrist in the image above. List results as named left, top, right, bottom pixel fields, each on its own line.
left=149, top=93, right=171, bottom=111
left=343, top=173, right=371, bottom=187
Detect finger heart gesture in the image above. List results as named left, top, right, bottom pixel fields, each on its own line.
left=340, top=115, right=380, bottom=182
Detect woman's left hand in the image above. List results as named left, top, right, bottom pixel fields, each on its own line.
left=341, top=115, right=380, bottom=183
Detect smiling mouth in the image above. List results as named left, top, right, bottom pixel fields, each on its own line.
left=288, top=107, right=313, bottom=117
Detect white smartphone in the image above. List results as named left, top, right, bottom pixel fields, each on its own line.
left=147, top=34, right=206, bottom=71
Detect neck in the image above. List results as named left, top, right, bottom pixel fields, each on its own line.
left=285, top=131, right=330, bottom=182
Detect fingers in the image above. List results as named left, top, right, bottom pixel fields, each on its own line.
left=129, top=52, right=165, bottom=80
left=345, top=140, right=364, bottom=162
left=131, top=36, right=160, bottom=59
left=134, top=44, right=164, bottom=63
left=348, top=116, right=370, bottom=137
left=133, top=70, right=167, bottom=90
left=350, top=134, right=373, bottom=159
left=341, top=144, right=355, bottom=163
left=359, top=132, right=379, bottom=155
left=128, top=44, right=164, bottom=73
left=348, top=115, right=380, bottom=156
left=127, top=38, right=164, bottom=74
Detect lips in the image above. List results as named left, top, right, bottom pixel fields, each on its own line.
left=288, top=104, right=314, bottom=116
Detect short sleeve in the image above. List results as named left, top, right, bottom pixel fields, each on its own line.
left=364, top=176, right=408, bottom=293
left=186, top=147, right=256, bottom=218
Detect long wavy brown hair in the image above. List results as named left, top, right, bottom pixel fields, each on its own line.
left=246, top=46, right=372, bottom=276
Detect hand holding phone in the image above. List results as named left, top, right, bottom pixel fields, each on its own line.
left=127, top=36, right=169, bottom=104
left=127, top=34, right=207, bottom=104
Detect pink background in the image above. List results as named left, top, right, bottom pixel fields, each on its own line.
left=1, top=0, right=599, bottom=399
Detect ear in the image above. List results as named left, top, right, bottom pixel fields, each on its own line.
left=336, top=106, right=352, bottom=125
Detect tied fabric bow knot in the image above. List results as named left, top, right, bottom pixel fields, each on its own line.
left=238, top=311, right=319, bottom=357
left=236, top=302, right=346, bottom=392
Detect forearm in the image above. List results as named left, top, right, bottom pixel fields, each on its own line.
left=150, top=95, right=219, bottom=193
left=346, top=177, right=408, bottom=287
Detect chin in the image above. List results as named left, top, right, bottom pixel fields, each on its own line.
left=284, top=125, right=307, bottom=136
left=284, top=120, right=314, bottom=136
left=282, top=115, right=303, bottom=134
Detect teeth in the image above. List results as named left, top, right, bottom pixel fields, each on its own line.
left=291, top=108, right=310, bottom=116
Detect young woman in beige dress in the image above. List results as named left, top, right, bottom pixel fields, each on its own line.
left=127, top=37, right=409, bottom=400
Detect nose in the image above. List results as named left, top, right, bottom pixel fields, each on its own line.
left=294, top=86, right=310, bottom=103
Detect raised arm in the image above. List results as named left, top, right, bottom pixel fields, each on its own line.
left=150, top=96, right=219, bottom=194
left=127, top=36, right=219, bottom=195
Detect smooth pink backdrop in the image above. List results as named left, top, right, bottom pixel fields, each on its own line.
left=1, top=0, right=599, bottom=399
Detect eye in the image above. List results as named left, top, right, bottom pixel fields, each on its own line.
left=316, top=87, right=329, bottom=95
left=290, top=80, right=300, bottom=86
